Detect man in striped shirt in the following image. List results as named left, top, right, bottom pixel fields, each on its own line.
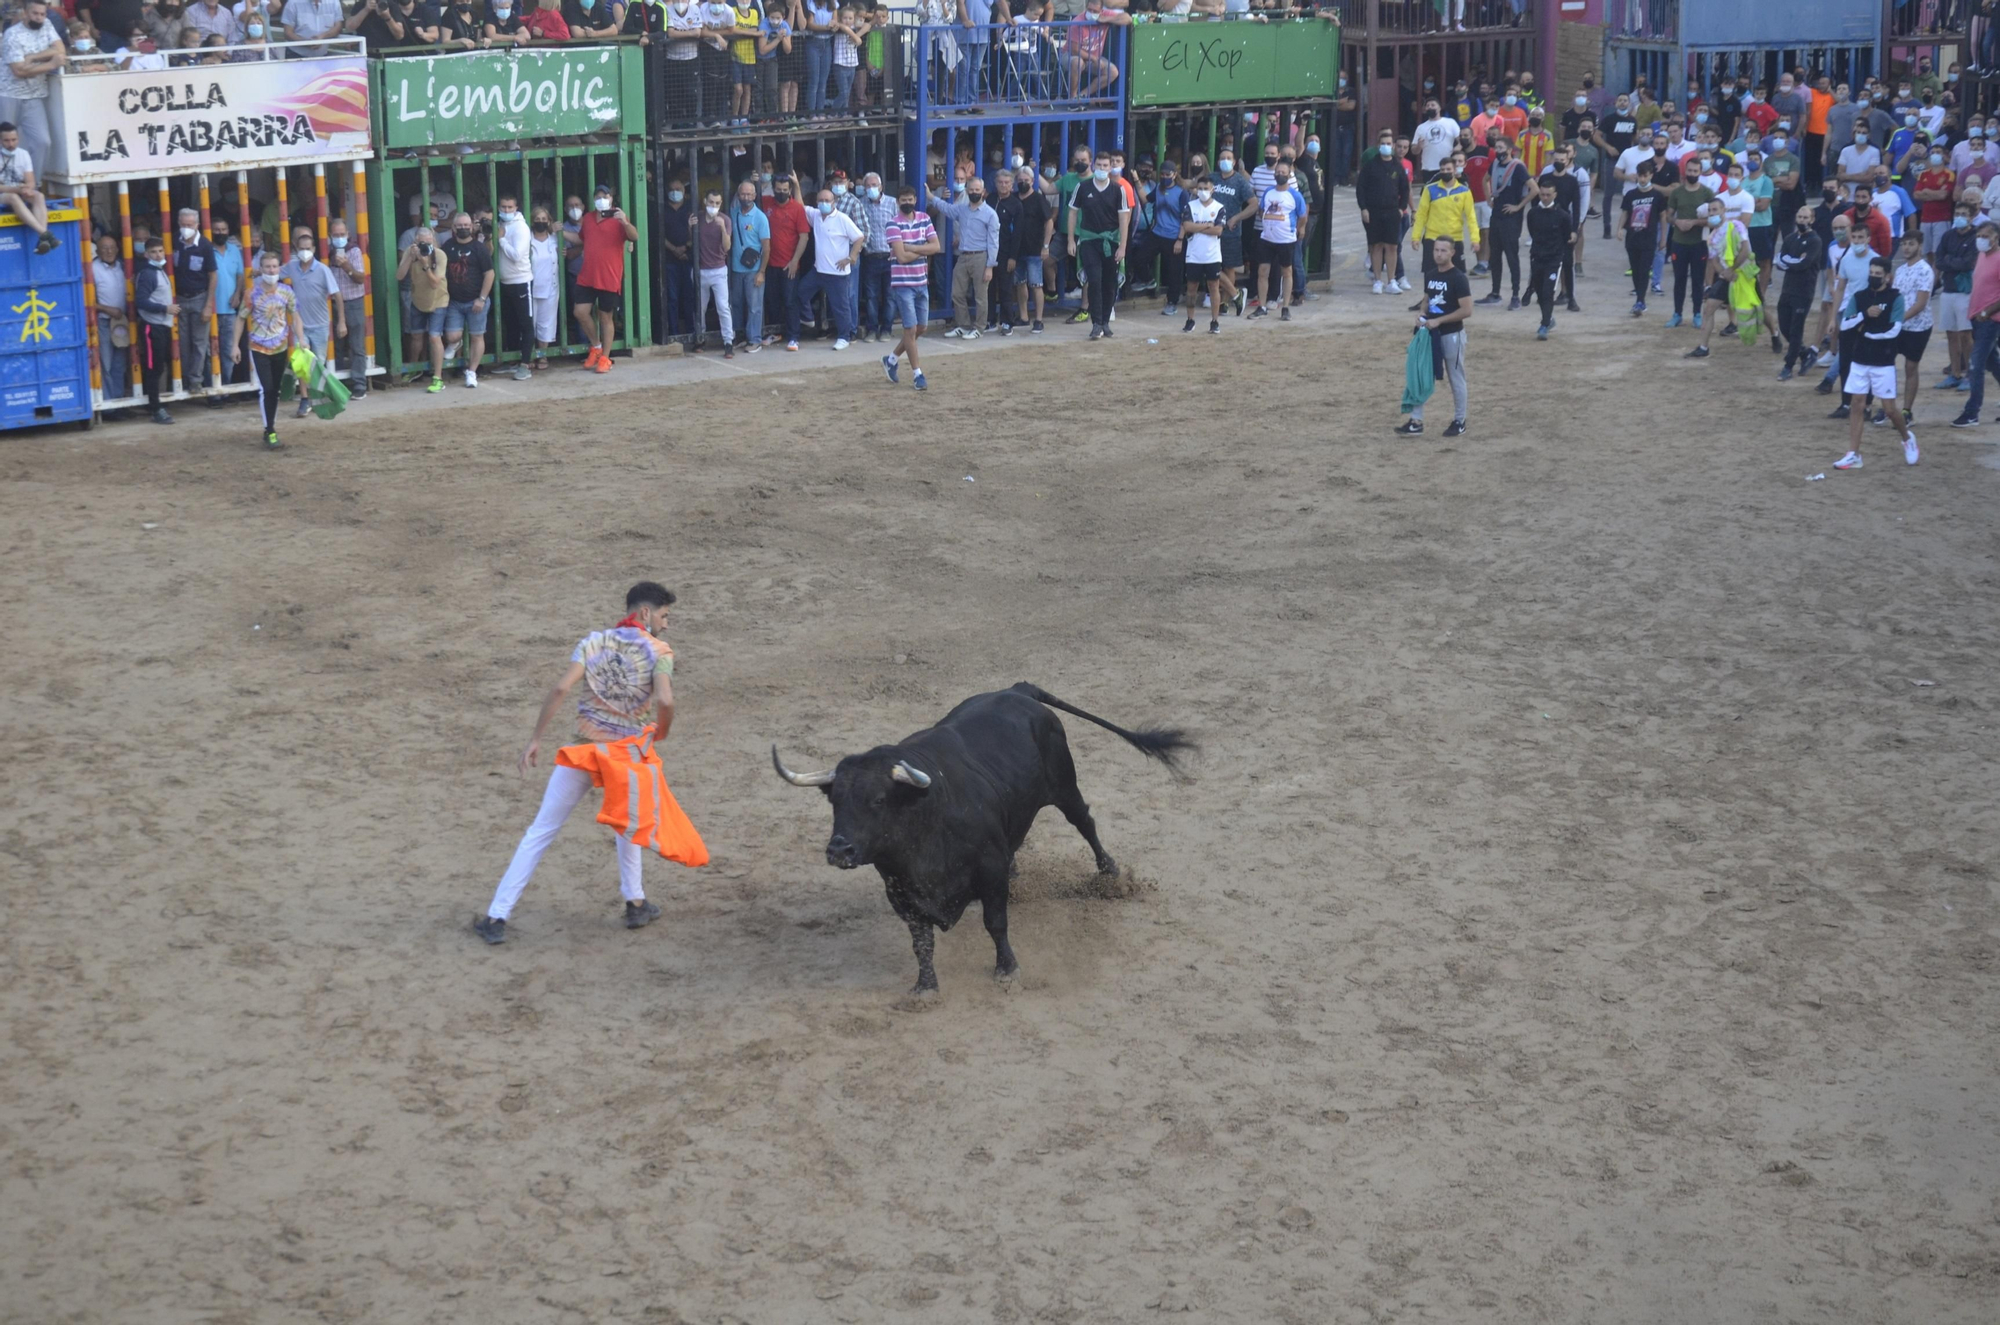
left=882, top=184, right=940, bottom=391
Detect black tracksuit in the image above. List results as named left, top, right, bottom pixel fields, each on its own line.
left=1486, top=158, right=1529, bottom=298
left=1526, top=201, right=1575, bottom=325
left=1773, top=226, right=1825, bottom=370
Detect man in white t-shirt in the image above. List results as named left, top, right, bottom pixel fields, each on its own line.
left=1614, top=139, right=1655, bottom=196
left=799, top=190, right=864, bottom=347
left=1836, top=131, right=1881, bottom=185
left=1412, top=102, right=1461, bottom=182
left=1178, top=177, right=1226, bottom=334
left=0, top=123, right=54, bottom=253
left=1664, top=123, right=1699, bottom=170
left=0, top=1, right=63, bottom=175
left=1252, top=163, right=1306, bottom=319
left=1713, top=162, right=1756, bottom=228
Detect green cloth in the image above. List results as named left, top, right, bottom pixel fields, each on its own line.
left=1402, top=327, right=1435, bottom=413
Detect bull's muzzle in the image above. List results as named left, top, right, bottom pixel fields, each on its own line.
left=825, top=835, right=861, bottom=869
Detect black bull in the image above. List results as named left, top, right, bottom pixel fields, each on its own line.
left=772, top=683, right=1193, bottom=995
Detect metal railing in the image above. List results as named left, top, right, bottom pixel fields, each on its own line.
left=643, top=21, right=901, bottom=133
left=1356, top=0, right=1533, bottom=36
left=63, top=35, right=366, bottom=71
left=1888, top=0, right=1969, bottom=41
left=906, top=21, right=1127, bottom=115
left=1607, top=0, right=1676, bottom=43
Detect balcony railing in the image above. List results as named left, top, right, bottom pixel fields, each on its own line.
left=64, top=35, right=365, bottom=71
left=1888, top=0, right=1970, bottom=41
left=642, top=22, right=903, bottom=133
left=1361, top=0, right=1533, bottom=36
left=906, top=21, right=1126, bottom=117
left=1608, top=0, right=1676, bottom=42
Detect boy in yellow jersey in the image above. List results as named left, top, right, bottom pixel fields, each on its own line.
left=730, top=0, right=760, bottom=124
left=1409, top=155, right=1481, bottom=307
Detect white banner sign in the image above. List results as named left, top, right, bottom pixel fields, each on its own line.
left=45, top=56, right=371, bottom=184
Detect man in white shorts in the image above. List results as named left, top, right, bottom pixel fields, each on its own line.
left=1833, top=255, right=1918, bottom=470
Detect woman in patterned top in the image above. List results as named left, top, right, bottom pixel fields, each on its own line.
left=477, top=582, right=680, bottom=944
left=236, top=248, right=298, bottom=450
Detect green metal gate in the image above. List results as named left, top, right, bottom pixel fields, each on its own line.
left=368, top=46, right=651, bottom=378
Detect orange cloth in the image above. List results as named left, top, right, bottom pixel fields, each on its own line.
left=1807, top=89, right=1832, bottom=137
left=555, top=729, right=709, bottom=867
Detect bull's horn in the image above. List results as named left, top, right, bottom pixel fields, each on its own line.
left=891, top=760, right=932, bottom=789
left=771, top=745, right=835, bottom=787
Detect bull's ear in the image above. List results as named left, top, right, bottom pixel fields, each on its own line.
left=890, top=760, right=932, bottom=790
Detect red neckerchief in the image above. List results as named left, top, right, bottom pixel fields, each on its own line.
left=614, top=613, right=644, bottom=630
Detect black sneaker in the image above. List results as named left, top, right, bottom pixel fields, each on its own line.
left=1475, top=293, right=1503, bottom=305
left=1566, top=301, right=1581, bottom=314
left=1951, top=413, right=1981, bottom=427
left=1088, top=326, right=1103, bottom=341
left=1442, top=419, right=1466, bottom=438
left=474, top=915, right=506, bottom=945
left=1685, top=346, right=1710, bottom=358
left=1102, top=325, right=1114, bottom=338
left=1183, top=317, right=1195, bottom=332
left=1827, top=404, right=1850, bottom=419
left=999, top=323, right=1013, bottom=337
left=1031, top=320, right=1045, bottom=334
left=1279, top=306, right=1291, bottom=321
left=151, top=407, right=174, bottom=425
left=1814, top=378, right=1834, bottom=395
left=263, top=429, right=281, bottom=449
left=1770, top=334, right=1783, bottom=355
left=1506, top=296, right=1520, bottom=311
left=1208, top=320, right=1220, bottom=334
left=624, top=900, right=661, bottom=930
left=1394, top=419, right=1424, bottom=435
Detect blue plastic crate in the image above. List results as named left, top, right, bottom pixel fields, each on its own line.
left=0, top=204, right=92, bottom=430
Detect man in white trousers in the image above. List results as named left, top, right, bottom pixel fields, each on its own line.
left=476, top=582, right=678, bottom=944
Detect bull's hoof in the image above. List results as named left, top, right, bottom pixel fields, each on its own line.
left=1095, top=855, right=1118, bottom=876
left=994, top=963, right=1020, bottom=987
left=895, top=985, right=940, bottom=1012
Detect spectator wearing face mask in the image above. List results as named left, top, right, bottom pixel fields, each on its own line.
left=237, top=249, right=297, bottom=448
left=1250, top=160, right=1304, bottom=320
left=1410, top=152, right=1478, bottom=311
left=1684, top=195, right=1769, bottom=359
left=726, top=180, right=769, bottom=354
left=1395, top=237, right=1472, bottom=439
left=1411, top=99, right=1461, bottom=185
left=1009, top=167, right=1051, bottom=333
left=396, top=225, right=448, bottom=391
left=1956, top=221, right=2000, bottom=426
left=281, top=0, right=348, bottom=58
left=931, top=174, right=998, bottom=339
left=1618, top=160, right=1667, bottom=314
left=1836, top=122, right=1881, bottom=187
left=1933, top=205, right=1979, bottom=389
left=1831, top=256, right=1918, bottom=470
left=691, top=189, right=734, bottom=357
left=1177, top=174, right=1225, bottom=335
left=1841, top=182, right=1894, bottom=261
left=760, top=174, right=809, bottom=350
left=858, top=171, right=896, bottom=342
left=326, top=216, right=368, bottom=397
left=1066, top=152, right=1129, bottom=340
left=1209, top=149, right=1256, bottom=315
left=574, top=185, right=636, bottom=371
left=527, top=206, right=560, bottom=369
left=801, top=187, right=863, bottom=349
left=1476, top=140, right=1526, bottom=309
left=134, top=236, right=177, bottom=424
left=491, top=196, right=532, bottom=380
left=1774, top=204, right=1824, bottom=379
left=280, top=226, right=344, bottom=416
left=1819, top=217, right=1878, bottom=403
left=522, top=0, right=571, bottom=40
left=1884, top=229, right=1936, bottom=424
left=1914, top=146, right=1959, bottom=256
left=1664, top=160, right=1716, bottom=326
left=0, top=2, right=63, bottom=176
left=1522, top=174, right=1574, bottom=340
left=881, top=184, right=938, bottom=391
left=167, top=207, right=217, bottom=397
left=433, top=211, right=490, bottom=387
left=1358, top=128, right=1411, bottom=295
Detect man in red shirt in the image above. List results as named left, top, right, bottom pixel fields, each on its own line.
left=1912, top=154, right=1957, bottom=254
left=1742, top=83, right=1778, bottom=138
left=573, top=183, right=637, bottom=373
left=1461, top=131, right=1496, bottom=275
left=1491, top=88, right=1528, bottom=146
left=760, top=174, right=812, bottom=348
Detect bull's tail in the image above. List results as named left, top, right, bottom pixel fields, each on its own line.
left=1014, top=683, right=1196, bottom=771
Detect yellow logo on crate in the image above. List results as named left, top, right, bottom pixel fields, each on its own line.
left=13, top=289, right=54, bottom=342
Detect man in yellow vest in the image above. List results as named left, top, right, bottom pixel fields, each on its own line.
left=1410, top=154, right=1481, bottom=309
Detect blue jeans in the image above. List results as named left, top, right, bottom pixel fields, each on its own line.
left=1964, top=317, right=2000, bottom=417
left=664, top=260, right=695, bottom=337
left=797, top=267, right=856, bottom=340
left=729, top=267, right=764, bottom=345
left=860, top=252, right=892, bottom=334
left=830, top=62, right=855, bottom=108
left=805, top=37, right=831, bottom=112
left=892, top=285, right=929, bottom=329
left=956, top=41, right=989, bottom=104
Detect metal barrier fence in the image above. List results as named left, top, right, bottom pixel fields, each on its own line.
left=1363, top=0, right=1535, bottom=36
left=906, top=21, right=1128, bottom=115
left=647, top=123, right=904, bottom=343
left=646, top=14, right=904, bottom=130
left=369, top=145, right=650, bottom=376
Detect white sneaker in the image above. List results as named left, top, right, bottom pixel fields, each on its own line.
left=945, top=327, right=966, bottom=339
left=1200, top=294, right=1211, bottom=308
left=963, top=328, right=981, bottom=340
left=464, top=368, right=477, bottom=388
left=1904, top=431, right=1920, bottom=465
left=1108, top=308, right=1116, bottom=322
left=833, top=338, right=850, bottom=351
left=1834, top=450, right=1864, bottom=469
left=1372, top=280, right=1384, bottom=295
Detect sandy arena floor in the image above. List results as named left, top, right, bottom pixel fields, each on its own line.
left=4, top=228, right=1999, bottom=1324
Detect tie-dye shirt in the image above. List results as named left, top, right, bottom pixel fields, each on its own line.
left=571, top=627, right=675, bottom=740
left=245, top=279, right=296, bottom=353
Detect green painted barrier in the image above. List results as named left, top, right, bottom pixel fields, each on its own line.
left=1126, top=19, right=1338, bottom=108
left=378, top=45, right=646, bottom=150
